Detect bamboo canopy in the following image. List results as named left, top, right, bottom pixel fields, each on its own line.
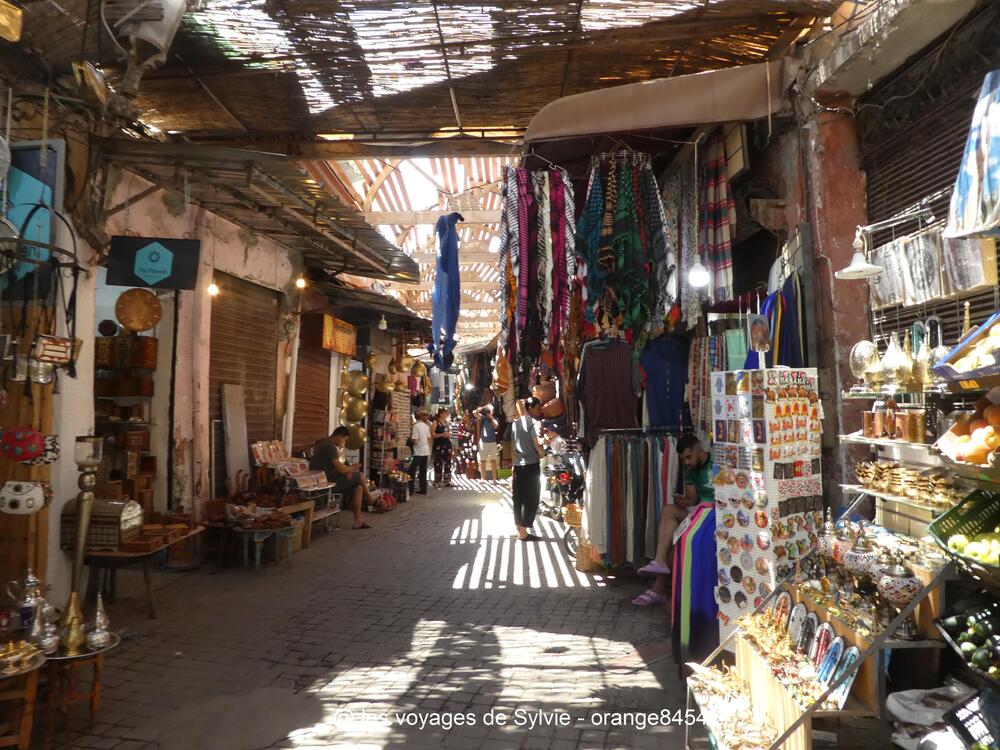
left=15, top=0, right=838, bottom=141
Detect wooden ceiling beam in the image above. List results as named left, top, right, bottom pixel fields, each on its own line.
left=365, top=210, right=500, bottom=224
left=186, top=138, right=522, bottom=160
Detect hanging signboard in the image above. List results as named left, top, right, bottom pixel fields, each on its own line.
left=106, top=236, right=201, bottom=290
left=323, top=315, right=357, bottom=357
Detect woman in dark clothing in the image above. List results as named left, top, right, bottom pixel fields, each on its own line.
left=432, top=409, right=453, bottom=488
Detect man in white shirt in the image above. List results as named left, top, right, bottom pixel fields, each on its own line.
left=409, top=411, right=432, bottom=495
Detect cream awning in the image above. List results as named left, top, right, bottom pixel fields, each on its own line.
left=524, top=59, right=799, bottom=144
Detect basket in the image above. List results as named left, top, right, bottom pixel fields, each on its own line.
left=943, top=687, right=999, bottom=749
left=563, top=503, right=583, bottom=527
left=575, top=540, right=604, bottom=573
left=928, top=490, right=1000, bottom=592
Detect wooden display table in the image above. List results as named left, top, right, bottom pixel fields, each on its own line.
left=84, top=526, right=205, bottom=618
left=0, top=665, right=40, bottom=750
left=42, top=635, right=120, bottom=750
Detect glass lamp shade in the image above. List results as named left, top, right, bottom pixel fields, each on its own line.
left=849, top=341, right=879, bottom=380
left=877, top=559, right=922, bottom=608
left=74, top=436, right=103, bottom=468
left=688, top=261, right=711, bottom=288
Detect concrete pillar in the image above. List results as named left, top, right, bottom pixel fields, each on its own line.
left=800, top=94, right=870, bottom=503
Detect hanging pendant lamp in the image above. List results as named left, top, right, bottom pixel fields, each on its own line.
left=835, top=228, right=883, bottom=280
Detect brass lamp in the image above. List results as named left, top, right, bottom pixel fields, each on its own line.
left=61, top=436, right=103, bottom=655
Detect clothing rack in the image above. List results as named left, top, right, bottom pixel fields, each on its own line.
left=599, top=426, right=685, bottom=437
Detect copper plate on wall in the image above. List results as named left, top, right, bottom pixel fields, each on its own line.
left=115, top=289, right=162, bottom=333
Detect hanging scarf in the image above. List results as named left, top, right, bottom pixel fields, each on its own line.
left=576, top=166, right=606, bottom=324
left=534, top=171, right=553, bottom=350
left=597, top=163, right=617, bottom=274
left=698, top=134, right=735, bottom=303
left=550, top=171, right=567, bottom=359
left=642, top=164, right=676, bottom=325
left=613, top=160, right=650, bottom=353
left=515, top=168, right=531, bottom=347
left=561, top=170, right=577, bottom=330
left=677, top=160, right=703, bottom=326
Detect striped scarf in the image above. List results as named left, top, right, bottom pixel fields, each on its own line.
left=698, top=134, right=735, bottom=303
left=499, top=166, right=521, bottom=361
left=576, top=167, right=606, bottom=324
left=534, top=171, right=553, bottom=350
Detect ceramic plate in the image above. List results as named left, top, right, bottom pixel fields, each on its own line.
left=818, top=637, right=845, bottom=683
left=812, top=623, right=835, bottom=666
left=787, top=603, right=808, bottom=644
left=798, top=612, right=819, bottom=655
left=773, top=592, right=792, bottom=628
left=829, top=646, right=862, bottom=708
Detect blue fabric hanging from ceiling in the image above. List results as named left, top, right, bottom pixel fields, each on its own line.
left=430, top=212, right=463, bottom=370
left=945, top=68, right=1000, bottom=239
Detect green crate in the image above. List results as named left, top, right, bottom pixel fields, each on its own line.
left=928, top=490, right=1000, bottom=592
left=497, top=468, right=512, bottom=480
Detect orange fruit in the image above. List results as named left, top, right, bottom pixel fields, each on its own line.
left=985, top=405, right=1000, bottom=428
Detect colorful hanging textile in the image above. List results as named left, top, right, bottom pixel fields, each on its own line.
left=613, top=160, right=651, bottom=350
left=945, top=68, right=1000, bottom=239
left=583, top=432, right=679, bottom=567
left=497, top=167, right=577, bottom=371
left=576, top=167, right=607, bottom=326
left=643, top=165, right=677, bottom=325
left=430, top=212, right=462, bottom=369
left=671, top=503, right=719, bottom=664
left=698, top=134, right=735, bottom=303
left=678, top=159, right=703, bottom=326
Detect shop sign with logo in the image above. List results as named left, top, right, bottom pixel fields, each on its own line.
left=107, top=236, right=201, bottom=290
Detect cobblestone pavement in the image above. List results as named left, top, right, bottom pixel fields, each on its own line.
left=53, top=479, right=688, bottom=750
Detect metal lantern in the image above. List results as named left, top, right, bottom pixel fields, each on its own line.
left=346, top=371, right=369, bottom=397
left=411, top=360, right=427, bottom=378
left=346, top=424, right=367, bottom=450
left=843, top=532, right=877, bottom=577
left=877, top=554, right=923, bottom=640
left=345, top=397, right=368, bottom=423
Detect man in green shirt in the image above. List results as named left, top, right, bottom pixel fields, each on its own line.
left=633, top=435, right=714, bottom=606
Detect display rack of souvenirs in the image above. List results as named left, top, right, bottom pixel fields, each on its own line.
left=711, top=368, right=823, bottom=638
left=691, top=506, right=955, bottom=750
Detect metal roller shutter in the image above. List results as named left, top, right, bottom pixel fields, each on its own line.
left=209, top=272, right=280, bottom=496
left=292, top=347, right=331, bottom=453
left=858, top=5, right=1000, bottom=348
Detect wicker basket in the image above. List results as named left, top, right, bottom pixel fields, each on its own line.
left=575, top=540, right=603, bottom=573
left=563, top=503, right=583, bottom=527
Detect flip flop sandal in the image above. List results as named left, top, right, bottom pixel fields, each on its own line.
left=632, top=589, right=667, bottom=607
left=352, top=522, right=372, bottom=530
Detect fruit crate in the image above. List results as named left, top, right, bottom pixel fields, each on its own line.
left=934, top=592, right=1000, bottom=690
left=929, top=490, right=1000, bottom=592
left=944, top=687, right=999, bottom=750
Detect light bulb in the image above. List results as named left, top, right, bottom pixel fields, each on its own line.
left=464, top=382, right=474, bottom=391
left=295, top=277, right=307, bottom=289
left=207, top=282, right=220, bottom=297
left=688, top=261, right=711, bottom=289
left=378, top=315, right=388, bottom=331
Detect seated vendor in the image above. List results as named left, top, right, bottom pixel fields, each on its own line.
left=633, top=434, right=714, bottom=606
left=310, top=426, right=374, bottom=530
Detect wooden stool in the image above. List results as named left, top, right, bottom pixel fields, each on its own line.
left=0, top=667, right=39, bottom=750
left=42, top=653, right=104, bottom=750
